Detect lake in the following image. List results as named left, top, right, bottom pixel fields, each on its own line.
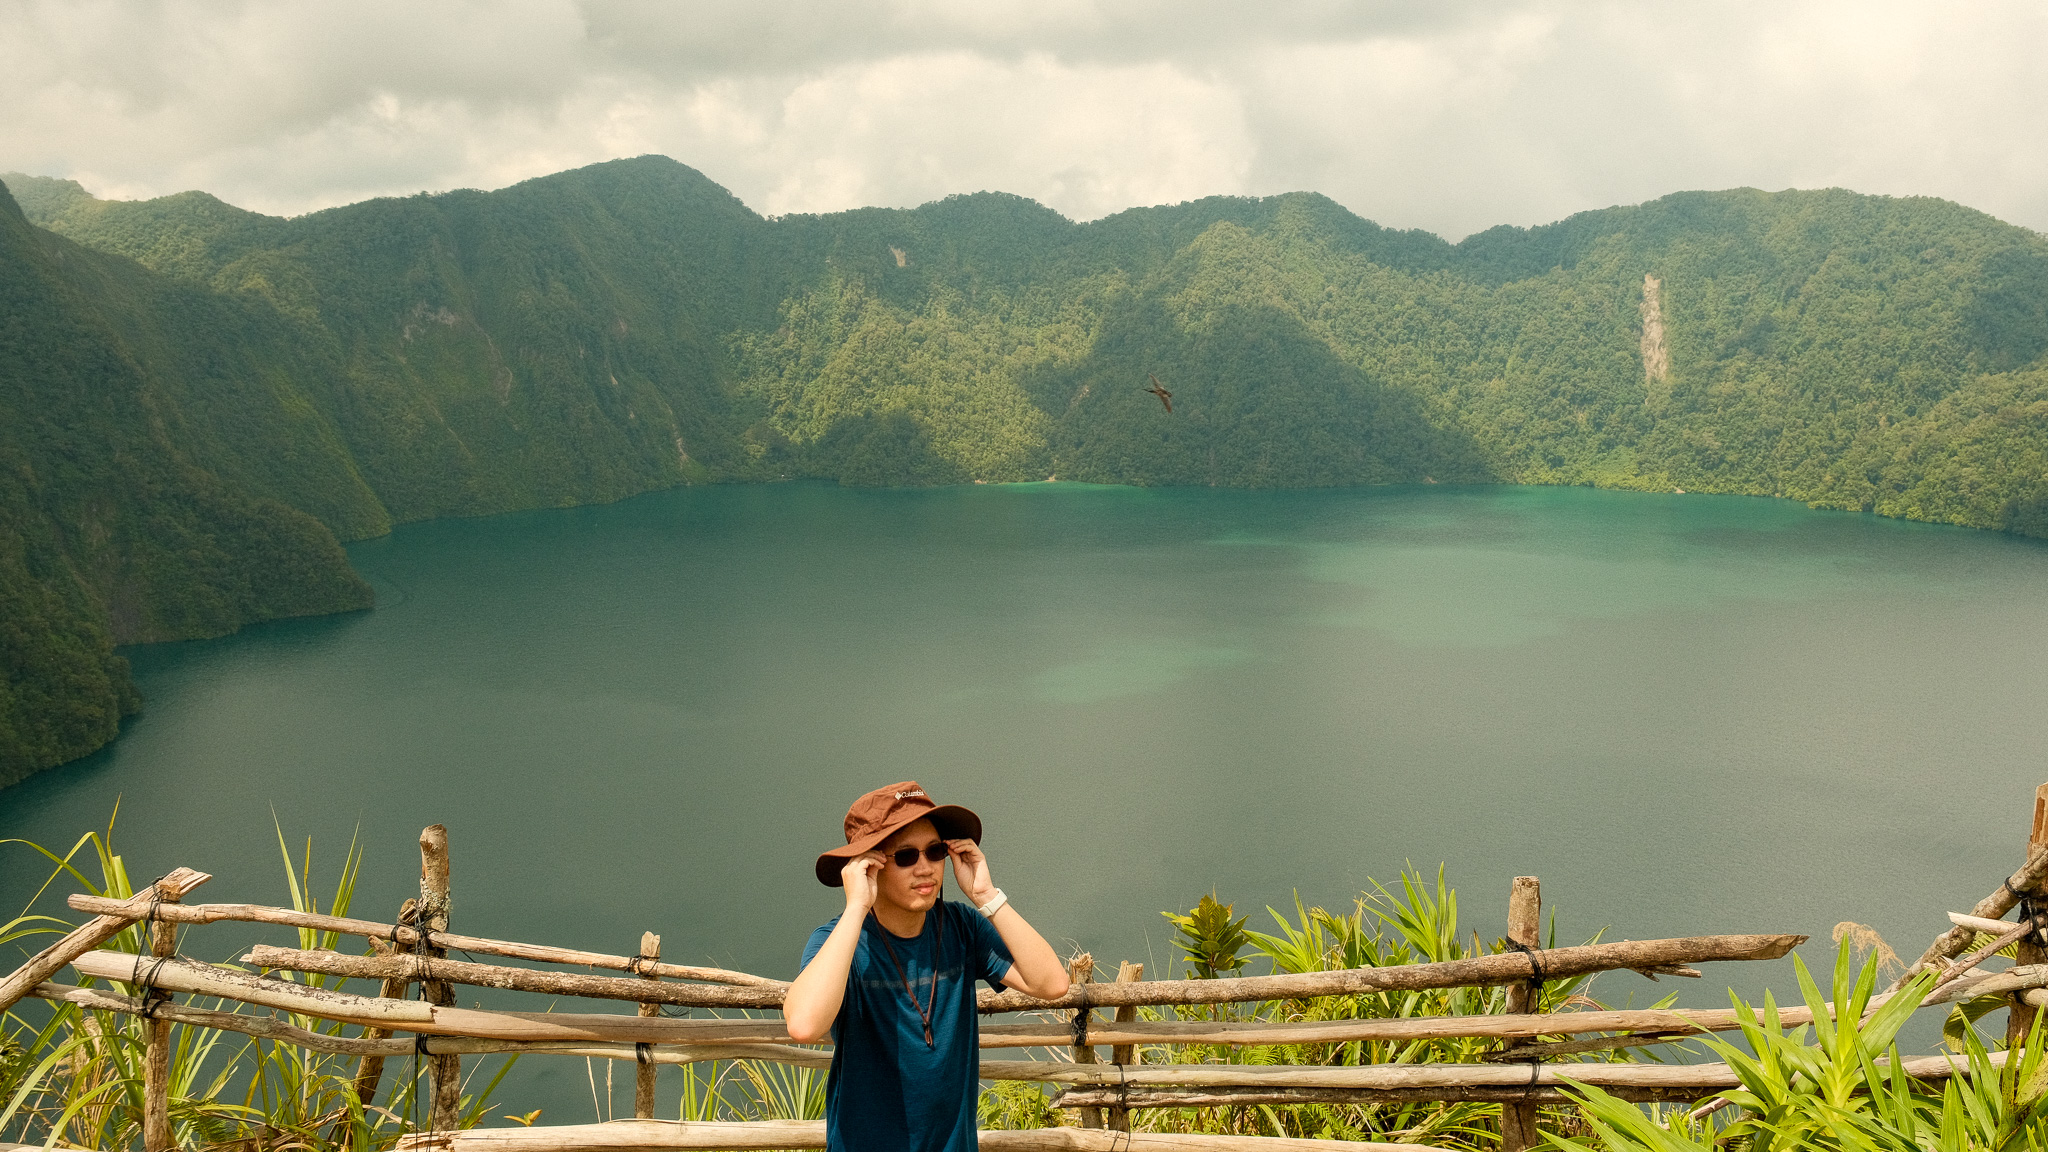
left=6, top=481, right=2048, bottom=1120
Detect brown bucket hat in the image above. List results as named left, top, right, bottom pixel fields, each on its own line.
left=815, top=781, right=982, bottom=886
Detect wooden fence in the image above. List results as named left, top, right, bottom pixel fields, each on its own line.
left=7, top=783, right=2048, bottom=1151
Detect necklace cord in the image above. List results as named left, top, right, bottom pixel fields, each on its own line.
left=872, top=908, right=945, bottom=1048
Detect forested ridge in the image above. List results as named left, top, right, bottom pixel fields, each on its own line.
left=4, top=155, right=2047, bottom=783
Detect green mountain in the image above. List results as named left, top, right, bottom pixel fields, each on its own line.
left=0, top=186, right=373, bottom=783
left=4, top=156, right=2047, bottom=784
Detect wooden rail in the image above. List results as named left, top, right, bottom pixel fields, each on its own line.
left=63, top=949, right=2048, bottom=1056
left=65, top=894, right=782, bottom=989
left=35, top=968, right=2036, bottom=1100
left=976, top=935, right=1802, bottom=1012
left=232, top=933, right=1802, bottom=1013
left=240, top=946, right=785, bottom=1010
left=1048, top=1050, right=2012, bottom=1110
left=396, top=1121, right=1435, bottom=1151
left=12, top=789, right=2045, bottom=1152
left=0, top=868, right=211, bottom=1016
left=1897, top=838, right=2048, bottom=987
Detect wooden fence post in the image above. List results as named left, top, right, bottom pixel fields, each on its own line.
left=635, top=933, right=662, bottom=1119
left=142, top=887, right=182, bottom=1152
left=1500, top=877, right=1542, bottom=1152
left=2011, top=785, right=2048, bottom=1050
left=1067, top=954, right=1101, bottom=1129
left=420, top=826, right=461, bottom=1133
left=1107, top=962, right=1143, bottom=1134
left=343, top=899, right=418, bottom=1150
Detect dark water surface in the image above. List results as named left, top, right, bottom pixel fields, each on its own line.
left=7, top=482, right=2048, bottom=1118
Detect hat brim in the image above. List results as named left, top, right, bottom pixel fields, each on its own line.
left=815, top=804, right=982, bottom=886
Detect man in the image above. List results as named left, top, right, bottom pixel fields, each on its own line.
left=785, top=782, right=1070, bottom=1151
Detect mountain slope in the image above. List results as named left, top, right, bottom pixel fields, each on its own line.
left=0, top=185, right=372, bottom=784
left=3, top=156, right=2046, bottom=783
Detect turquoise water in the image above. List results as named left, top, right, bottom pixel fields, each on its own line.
left=6, top=482, right=2048, bottom=1117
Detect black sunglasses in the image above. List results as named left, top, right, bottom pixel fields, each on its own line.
left=888, top=843, right=950, bottom=868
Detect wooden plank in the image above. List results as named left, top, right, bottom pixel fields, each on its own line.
left=35, top=981, right=409, bottom=1056
left=983, top=961, right=2041, bottom=1048
left=976, top=933, right=1804, bottom=1012
left=248, top=934, right=1801, bottom=1016
left=396, top=1120, right=1437, bottom=1151
left=990, top=1047, right=2009, bottom=1090
left=67, top=895, right=782, bottom=990
left=1056, top=1085, right=1699, bottom=1106
left=1951, top=912, right=2016, bottom=934
left=36, top=975, right=2026, bottom=1105
left=31, top=983, right=823, bottom=1066
left=1052, top=1049, right=2014, bottom=1109
left=398, top=1120, right=825, bottom=1151
left=241, top=946, right=785, bottom=1010
left=979, top=1135, right=1425, bottom=1152
left=71, top=952, right=2042, bottom=1050
left=0, top=868, right=211, bottom=1015
left=82, top=901, right=1784, bottom=1009
left=1899, top=836, right=2048, bottom=986
left=69, top=950, right=434, bottom=1022
left=53, top=962, right=2048, bottom=1072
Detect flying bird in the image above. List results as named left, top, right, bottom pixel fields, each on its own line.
left=1144, top=375, right=1173, bottom=413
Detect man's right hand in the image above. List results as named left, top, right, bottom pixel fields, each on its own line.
left=789, top=855, right=884, bottom=1043
left=842, top=853, right=883, bottom=914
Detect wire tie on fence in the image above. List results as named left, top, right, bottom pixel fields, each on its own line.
left=636, top=1042, right=652, bottom=1065
left=1070, top=983, right=1092, bottom=1048
left=144, top=874, right=167, bottom=927
left=1508, top=940, right=1547, bottom=987
left=130, top=949, right=174, bottom=1018
left=2022, top=897, right=2048, bottom=948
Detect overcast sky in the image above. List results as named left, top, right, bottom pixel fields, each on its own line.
left=5, top=0, right=2046, bottom=239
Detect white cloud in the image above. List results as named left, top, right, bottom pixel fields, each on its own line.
left=3, top=0, right=2045, bottom=238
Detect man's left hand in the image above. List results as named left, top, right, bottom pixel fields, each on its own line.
left=945, top=839, right=995, bottom=904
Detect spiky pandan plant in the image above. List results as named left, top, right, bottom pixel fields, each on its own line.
left=1554, top=943, right=2048, bottom=1152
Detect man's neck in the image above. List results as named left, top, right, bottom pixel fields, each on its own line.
left=871, top=899, right=928, bottom=939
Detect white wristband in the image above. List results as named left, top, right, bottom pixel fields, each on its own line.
left=976, top=888, right=1009, bottom=918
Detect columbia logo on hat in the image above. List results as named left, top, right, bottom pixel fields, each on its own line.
left=815, top=781, right=983, bottom=887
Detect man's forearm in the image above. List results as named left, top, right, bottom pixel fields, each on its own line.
left=988, top=902, right=1069, bottom=1000
left=783, top=913, right=864, bottom=1042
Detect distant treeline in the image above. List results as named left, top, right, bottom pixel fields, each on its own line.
left=3, top=156, right=2046, bottom=783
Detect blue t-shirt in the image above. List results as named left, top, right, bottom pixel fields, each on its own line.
left=800, top=901, right=1014, bottom=1152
